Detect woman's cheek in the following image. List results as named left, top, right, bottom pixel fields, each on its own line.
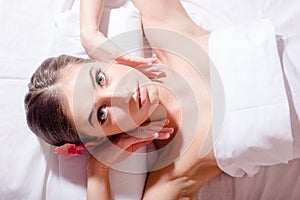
left=110, top=107, right=140, bottom=132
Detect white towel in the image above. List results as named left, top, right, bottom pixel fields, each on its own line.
left=209, top=19, right=293, bottom=177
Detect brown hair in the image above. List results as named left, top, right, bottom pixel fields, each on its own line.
left=24, top=55, right=92, bottom=146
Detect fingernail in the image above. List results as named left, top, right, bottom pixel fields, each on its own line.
left=162, top=133, right=170, bottom=139
left=153, top=132, right=159, bottom=138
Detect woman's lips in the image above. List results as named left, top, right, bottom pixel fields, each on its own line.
left=137, top=84, right=147, bottom=109
left=140, top=86, right=147, bottom=108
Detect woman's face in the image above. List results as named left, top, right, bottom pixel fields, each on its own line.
left=60, top=62, right=159, bottom=141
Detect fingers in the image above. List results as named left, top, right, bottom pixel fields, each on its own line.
left=142, top=119, right=170, bottom=132
left=136, top=64, right=166, bottom=79
left=115, top=55, right=164, bottom=79
left=156, top=127, right=174, bottom=140
left=89, top=121, right=174, bottom=165
left=114, top=132, right=158, bottom=149
left=88, top=116, right=174, bottom=166
left=124, top=119, right=174, bottom=143
left=122, top=126, right=174, bottom=153
left=118, top=134, right=155, bottom=153
left=127, top=119, right=170, bottom=139
left=125, top=140, right=153, bottom=152
left=142, top=57, right=159, bottom=65
left=88, top=124, right=166, bottom=166
left=147, top=118, right=170, bottom=127
left=116, top=54, right=158, bottom=68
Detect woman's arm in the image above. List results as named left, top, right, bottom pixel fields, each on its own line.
left=87, top=157, right=111, bottom=200
left=143, top=149, right=221, bottom=199
left=80, top=0, right=106, bottom=56
left=80, top=0, right=158, bottom=66
left=86, top=120, right=174, bottom=199
left=80, top=0, right=122, bottom=61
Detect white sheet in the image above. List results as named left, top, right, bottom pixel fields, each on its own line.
left=0, top=1, right=61, bottom=199
left=1, top=0, right=300, bottom=199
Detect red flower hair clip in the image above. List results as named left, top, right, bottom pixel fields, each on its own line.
left=54, top=143, right=87, bottom=158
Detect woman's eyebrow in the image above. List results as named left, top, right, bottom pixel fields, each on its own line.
left=88, top=66, right=95, bottom=128
left=89, top=66, right=96, bottom=89
left=88, top=109, right=95, bottom=128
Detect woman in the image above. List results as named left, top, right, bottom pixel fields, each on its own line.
left=26, top=0, right=300, bottom=199
left=25, top=0, right=221, bottom=199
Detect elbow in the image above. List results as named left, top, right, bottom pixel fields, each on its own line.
left=80, top=30, right=93, bottom=54
left=80, top=26, right=103, bottom=55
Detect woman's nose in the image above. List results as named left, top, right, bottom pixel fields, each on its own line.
left=99, top=88, right=132, bottom=103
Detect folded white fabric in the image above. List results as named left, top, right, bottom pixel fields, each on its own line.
left=209, top=19, right=293, bottom=177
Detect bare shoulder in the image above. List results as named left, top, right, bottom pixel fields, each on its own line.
left=132, top=0, right=182, bottom=19
left=132, top=0, right=192, bottom=29
left=132, top=0, right=210, bottom=63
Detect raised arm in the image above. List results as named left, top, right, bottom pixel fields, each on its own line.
left=80, top=0, right=158, bottom=67
left=80, top=0, right=106, bottom=57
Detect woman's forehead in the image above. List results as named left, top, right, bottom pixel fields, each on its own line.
left=79, top=61, right=113, bottom=71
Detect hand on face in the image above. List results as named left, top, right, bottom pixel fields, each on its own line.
left=115, top=54, right=158, bottom=68
left=115, top=54, right=165, bottom=80
left=87, top=119, right=174, bottom=167
left=127, top=119, right=173, bottom=139
left=136, top=64, right=166, bottom=80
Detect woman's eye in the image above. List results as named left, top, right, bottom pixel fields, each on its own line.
left=97, top=106, right=107, bottom=125
left=96, top=70, right=106, bottom=86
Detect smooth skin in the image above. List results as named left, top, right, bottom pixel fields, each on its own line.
left=131, top=1, right=220, bottom=199
left=80, top=0, right=158, bottom=67
left=60, top=62, right=174, bottom=200
left=77, top=0, right=221, bottom=199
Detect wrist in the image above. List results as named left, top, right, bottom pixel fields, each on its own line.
left=87, top=161, right=110, bottom=177
left=89, top=165, right=109, bottom=175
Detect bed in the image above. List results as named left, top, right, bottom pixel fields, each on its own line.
left=1, top=0, right=300, bottom=199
